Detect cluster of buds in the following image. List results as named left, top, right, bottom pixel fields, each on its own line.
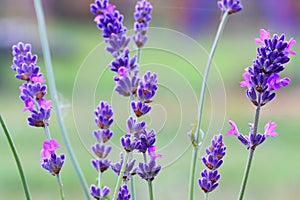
left=90, top=101, right=114, bottom=199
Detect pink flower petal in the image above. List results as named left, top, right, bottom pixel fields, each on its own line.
left=226, top=120, right=240, bottom=136
left=264, top=121, right=278, bottom=137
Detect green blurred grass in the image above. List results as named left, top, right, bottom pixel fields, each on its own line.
left=1, top=20, right=300, bottom=200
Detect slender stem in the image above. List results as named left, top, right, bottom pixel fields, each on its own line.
left=56, top=174, right=65, bottom=200
left=188, top=11, right=229, bottom=200
left=112, top=151, right=130, bottom=200
left=129, top=153, right=136, bottom=200
left=204, top=193, right=208, bottom=200
left=0, top=115, right=32, bottom=200
left=43, top=125, right=51, bottom=140
left=238, top=94, right=261, bottom=200
left=147, top=181, right=154, bottom=200
left=33, top=0, right=90, bottom=199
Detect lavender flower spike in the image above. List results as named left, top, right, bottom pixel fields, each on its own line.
left=217, top=0, right=243, bottom=14
left=241, top=29, right=296, bottom=106
left=133, top=0, right=153, bottom=48
left=198, top=134, right=226, bottom=193
left=137, top=157, right=161, bottom=181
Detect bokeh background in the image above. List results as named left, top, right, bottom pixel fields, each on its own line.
left=1, top=0, right=300, bottom=199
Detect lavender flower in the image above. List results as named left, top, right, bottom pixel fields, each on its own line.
left=226, top=120, right=278, bottom=150
left=110, top=49, right=138, bottom=75
left=241, top=29, right=296, bottom=106
left=137, top=158, right=161, bottom=181
left=111, top=153, right=138, bottom=181
left=94, top=101, right=114, bottom=129
left=117, top=184, right=131, bottom=200
left=133, top=0, right=153, bottom=48
left=198, top=134, right=226, bottom=193
left=114, top=74, right=140, bottom=97
left=91, top=158, right=111, bottom=173
left=198, top=169, right=220, bottom=193
left=90, top=101, right=114, bottom=198
left=90, top=0, right=130, bottom=58
left=90, top=185, right=110, bottom=200
left=131, top=101, right=151, bottom=117
left=40, top=139, right=65, bottom=176
left=137, top=71, right=158, bottom=103
left=93, top=129, right=113, bottom=143
left=11, top=42, right=53, bottom=127
left=217, top=0, right=243, bottom=14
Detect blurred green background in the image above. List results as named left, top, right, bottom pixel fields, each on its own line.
left=1, top=0, right=300, bottom=199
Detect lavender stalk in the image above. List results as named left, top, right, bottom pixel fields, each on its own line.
left=226, top=29, right=296, bottom=199
left=188, top=1, right=243, bottom=199
left=33, top=0, right=90, bottom=198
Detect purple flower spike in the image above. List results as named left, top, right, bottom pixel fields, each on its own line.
left=41, top=153, right=65, bottom=176
left=137, top=158, right=161, bottom=181
left=133, top=0, right=153, bottom=48
left=241, top=29, right=295, bottom=106
left=217, top=0, right=243, bottom=14
left=117, top=184, right=131, bottom=200
left=90, top=184, right=110, bottom=200
left=198, top=169, right=220, bottom=193
left=199, top=134, right=226, bottom=193
left=131, top=101, right=151, bottom=117
left=94, top=101, right=114, bottom=129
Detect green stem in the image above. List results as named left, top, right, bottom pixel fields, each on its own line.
left=129, top=153, right=136, bottom=200
left=43, top=125, right=51, bottom=140
left=56, top=174, right=65, bottom=200
left=33, top=0, right=90, bottom=199
left=0, top=115, right=32, bottom=200
left=238, top=94, right=261, bottom=200
left=143, top=153, right=154, bottom=200
left=147, top=181, right=154, bottom=200
left=112, top=151, right=130, bottom=200
left=204, top=193, right=208, bottom=200
left=188, top=11, right=229, bottom=200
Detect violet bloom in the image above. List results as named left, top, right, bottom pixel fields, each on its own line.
left=137, top=157, right=161, bottom=181
left=110, top=49, right=138, bottom=76
left=40, top=139, right=65, bottom=176
left=133, top=0, right=153, bottom=48
left=137, top=71, right=158, bottom=103
left=90, top=184, right=110, bottom=200
left=91, top=158, right=111, bottom=173
left=90, top=0, right=130, bottom=58
left=90, top=101, right=114, bottom=197
left=11, top=42, right=53, bottom=127
left=198, top=134, right=226, bottom=193
left=241, top=29, right=296, bottom=106
left=111, top=153, right=138, bottom=181
left=94, top=101, right=114, bottom=129
left=226, top=120, right=278, bottom=149
left=217, top=0, right=243, bottom=14
left=117, top=184, right=131, bottom=200
left=114, top=74, right=140, bottom=97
